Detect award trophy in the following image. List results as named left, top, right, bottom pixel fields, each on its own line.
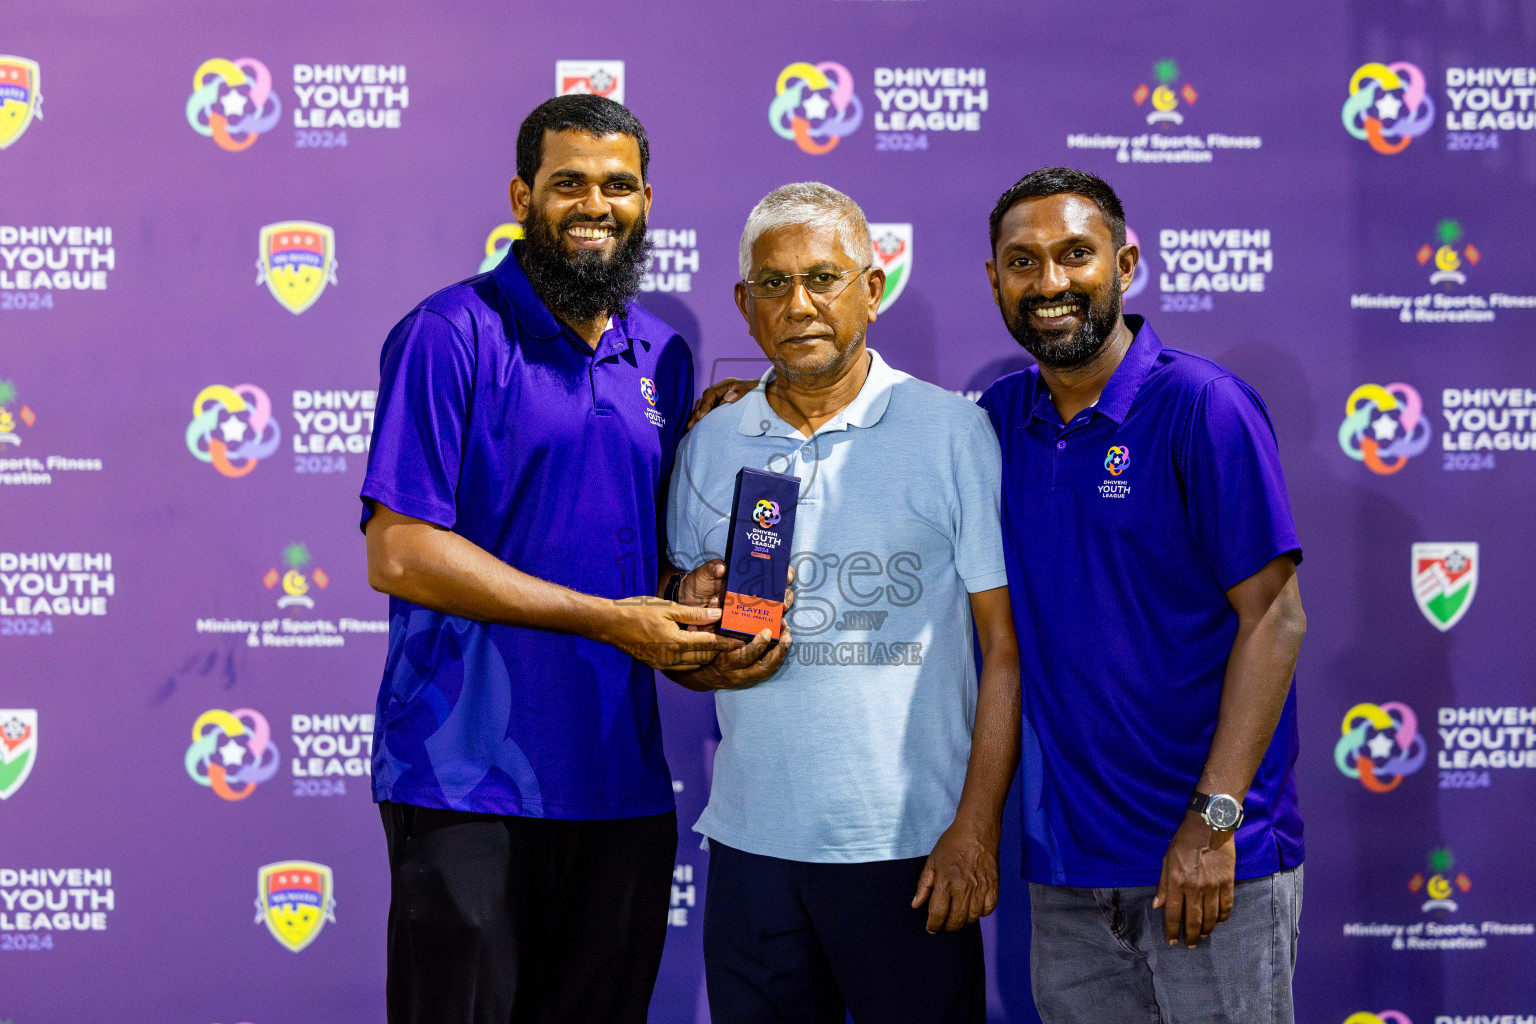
left=718, top=467, right=799, bottom=641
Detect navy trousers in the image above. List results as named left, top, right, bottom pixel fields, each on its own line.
left=704, top=840, right=987, bottom=1024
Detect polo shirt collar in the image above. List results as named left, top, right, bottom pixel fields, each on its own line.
left=490, top=241, right=635, bottom=358
left=738, top=348, right=903, bottom=438
left=1028, top=315, right=1162, bottom=426
left=492, top=241, right=563, bottom=339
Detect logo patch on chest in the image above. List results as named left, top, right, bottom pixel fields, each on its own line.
left=1099, top=444, right=1131, bottom=498
left=639, top=377, right=665, bottom=427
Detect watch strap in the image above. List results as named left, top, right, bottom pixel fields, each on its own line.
left=664, top=571, right=684, bottom=604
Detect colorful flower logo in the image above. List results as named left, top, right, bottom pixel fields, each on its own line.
left=1343, top=62, right=1435, bottom=155
left=770, top=62, right=863, bottom=155
left=1335, top=701, right=1427, bottom=792
left=480, top=222, right=523, bottom=273
left=1337, top=383, right=1431, bottom=475
left=185, top=708, right=281, bottom=801
left=1122, top=227, right=1149, bottom=300
left=640, top=377, right=658, bottom=406
left=1345, top=1014, right=1413, bottom=1024
left=185, top=58, right=282, bottom=152
left=185, top=383, right=283, bottom=478
left=753, top=499, right=781, bottom=530
left=1104, top=445, right=1131, bottom=476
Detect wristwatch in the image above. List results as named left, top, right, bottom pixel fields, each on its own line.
left=1188, top=791, right=1244, bottom=832
left=664, top=571, right=685, bottom=604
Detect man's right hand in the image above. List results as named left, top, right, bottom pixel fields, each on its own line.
left=598, top=599, right=739, bottom=670
left=687, top=377, right=758, bottom=430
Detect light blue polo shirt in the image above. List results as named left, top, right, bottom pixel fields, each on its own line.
left=667, top=349, right=1007, bottom=863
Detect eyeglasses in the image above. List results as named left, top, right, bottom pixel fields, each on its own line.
left=741, top=265, right=871, bottom=300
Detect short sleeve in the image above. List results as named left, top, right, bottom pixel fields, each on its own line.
left=657, top=333, right=696, bottom=477
left=665, top=431, right=709, bottom=572
left=951, top=413, right=1009, bottom=593
left=359, top=310, right=475, bottom=531
left=977, top=382, right=1003, bottom=436
left=1178, top=376, right=1302, bottom=591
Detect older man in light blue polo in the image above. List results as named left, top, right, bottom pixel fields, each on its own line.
left=665, top=182, right=1021, bottom=1024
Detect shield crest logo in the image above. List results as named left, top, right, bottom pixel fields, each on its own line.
left=257, top=222, right=338, bottom=315
left=867, top=224, right=912, bottom=314
left=1412, top=542, right=1478, bottom=632
left=556, top=61, right=624, bottom=104
left=0, top=710, right=37, bottom=800
left=255, top=861, right=335, bottom=952
left=0, top=56, right=42, bottom=150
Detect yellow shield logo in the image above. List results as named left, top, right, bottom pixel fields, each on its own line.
left=254, top=860, right=335, bottom=952
left=257, top=222, right=338, bottom=315
left=0, top=56, right=43, bottom=150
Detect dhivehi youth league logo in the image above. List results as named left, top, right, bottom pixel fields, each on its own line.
left=1337, top=382, right=1431, bottom=475
left=1104, top=445, right=1131, bottom=476
left=257, top=222, right=338, bottom=315
left=255, top=861, right=335, bottom=953
left=0, top=56, right=42, bottom=150
left=640, top=377, right=658, bottom=406
left=1122, top=227, right=1149, bottom=300
left=185, top=708, right=281, bottom=801
left=1345, top=1014, right=1413, bottom=1024
left=186, top=384, right=282, bottom=478
left=480, top=222, right=523, bottom=273
left=868, top=223, right=912, bottom=313
left=753, top=499, right=781, bottom=530
left=770, top=62, right=863, bottom=154
left=1412, top=543, right=1477, bottom=632
left=1335, top=701, right=1426, bottom=792
left=186, top=58, right=282, bottom=152
left=0, top=710, right=37, bottom=800
left=1343, top=62, right=1435, bottom=155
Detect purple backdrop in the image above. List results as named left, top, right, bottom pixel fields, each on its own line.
left=4, top=1, right=1535, bottom=1022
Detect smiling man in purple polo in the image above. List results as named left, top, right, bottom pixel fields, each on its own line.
left=978, top=167, right=1308, bottom=1023
left=358, top=95, right=773, bottom=1024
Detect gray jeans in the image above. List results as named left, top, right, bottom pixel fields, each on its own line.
left=1029, top=865, right=1302, bottom=1024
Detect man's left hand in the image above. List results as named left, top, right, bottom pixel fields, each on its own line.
left=1153, top=812, right=1236, bottom=948
left=911, top=819, right=1000, bottom=934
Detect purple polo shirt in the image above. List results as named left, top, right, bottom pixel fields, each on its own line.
left=979, top=316, right=1303, bottom=887
left=359, top=241, right=693, bottom=819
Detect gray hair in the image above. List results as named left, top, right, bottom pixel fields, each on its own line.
left=738, top=182, right=874, bottom=279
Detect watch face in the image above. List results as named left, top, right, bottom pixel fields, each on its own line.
left=1207, top=796, right=1242, bottom=830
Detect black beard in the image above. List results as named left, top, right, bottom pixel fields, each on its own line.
left=517, top=204, right=652, bottom=325
left=1002, top=285, right=1121, bottom=370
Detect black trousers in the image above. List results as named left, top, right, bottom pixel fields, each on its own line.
left=703, top=841, right=986, bottom=1024
left=380, top=801, right=678, bottom=1024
